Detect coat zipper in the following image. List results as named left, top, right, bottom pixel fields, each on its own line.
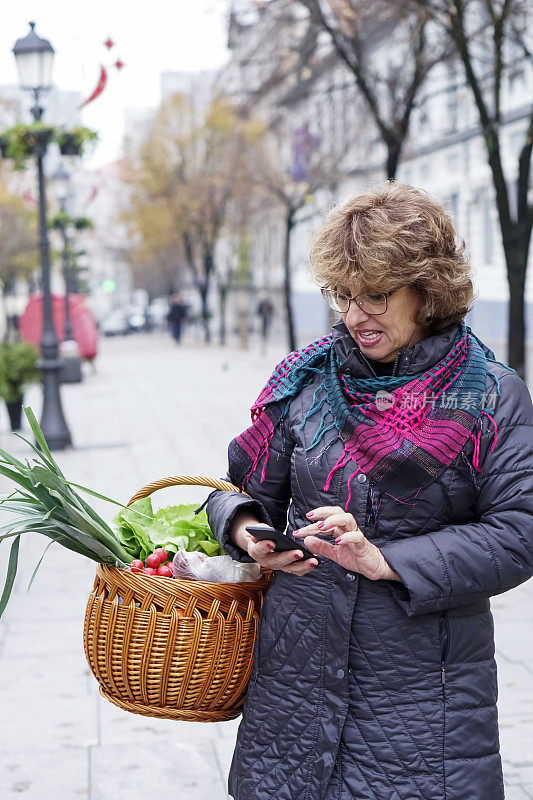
left=440, top=610, right=449, bottom=799
left=440, top=609, right=450, bottom=685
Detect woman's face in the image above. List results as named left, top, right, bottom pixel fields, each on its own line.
left=340, top=284, right=426, bottom=363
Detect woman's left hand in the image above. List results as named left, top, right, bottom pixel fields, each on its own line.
left=294, top=506, right=401, bottom=582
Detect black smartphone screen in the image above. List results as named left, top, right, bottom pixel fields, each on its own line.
left=245, top=525, right=316, bottom=561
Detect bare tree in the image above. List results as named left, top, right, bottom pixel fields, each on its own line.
left=246, top=124, right=343, bottom=351
left=124, top=94, right=258, bottom=342
left=300, top=0, right=448, bottom=178
left=411, top=0, right=532, bottom=378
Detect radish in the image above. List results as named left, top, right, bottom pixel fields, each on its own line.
left=156, top=564, right=173, bottom=578
left=154, top=548, right=168, bottom=562
left=143, top=567, right=157, bottom=575
left=130, top=559, right=144, bottom=571
left=146, top=553, right=161, bottom=569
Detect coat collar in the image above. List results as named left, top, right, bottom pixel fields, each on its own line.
left=331, top=318, right=460, bottom=378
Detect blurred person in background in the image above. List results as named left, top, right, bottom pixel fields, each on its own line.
left=255, top=294, right=274, bottom=354
left=166, top=291, right=190, bottom=344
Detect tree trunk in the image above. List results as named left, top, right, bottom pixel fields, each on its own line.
left=385, top=138, right=402, bottom=181
left=182, top=232, right=212, bottom=344
left=219, top=283, right=228, bottom=346
left=198, top=278, right=210, bottom=344
left=284, top=208, right=297, bottom=352
left=504, top=232, right=530, bottom=380
left=201, top=247, right=215, bottom=344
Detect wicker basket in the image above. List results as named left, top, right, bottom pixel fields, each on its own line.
left=83, top=475, right=272, bottom=722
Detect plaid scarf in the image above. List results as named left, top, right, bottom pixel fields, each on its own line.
left=229, top=323, right=501, bottom=508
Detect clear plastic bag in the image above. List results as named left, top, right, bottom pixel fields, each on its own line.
left=172, top=550, right=261, bottom=583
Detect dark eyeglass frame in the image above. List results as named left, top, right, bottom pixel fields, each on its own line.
left=320, top=286, right=402, bottom=315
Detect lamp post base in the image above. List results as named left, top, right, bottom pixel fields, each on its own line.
left=61, top=356, right=83, bottom=384
left=38, top=358, right=72, bottom=449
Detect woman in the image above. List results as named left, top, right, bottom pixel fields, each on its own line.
left=206, top=183, right=533, bottom=800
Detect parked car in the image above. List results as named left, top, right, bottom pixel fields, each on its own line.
left=126, top=305, right=148, bottom=332
left=100, top=308, right=129, bottom=337
left=147, top=297, right=170, bottom=330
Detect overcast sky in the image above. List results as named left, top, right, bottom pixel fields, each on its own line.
left=1, top=0, right=230, bottom=166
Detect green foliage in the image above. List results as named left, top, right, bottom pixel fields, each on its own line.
left=0, top=407, right=132, bottom=617
left=48, top=211, right=94, bottom=232
left=0, top=123, right=98, bottom=170
left=74, top=215, right=93, bottom=231
left=0, top=122, right=55, bottom=169
left=112, top=500, right=225, bottom=560
left=49, top=210, right=70, bottom=230
left=70, top=126, right=99, bottom=148
left=0, top=342, right=40, bottom=402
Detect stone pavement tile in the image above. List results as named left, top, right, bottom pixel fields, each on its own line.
left=503, top=785, right=533, bottom=800
left=90, top=740, right=227, bottom=800
left=1, top=690, right=97, bottom=750
left=213, top=736, right=236, bottom=786
left=0, top=747, right=88, bottom=800
left=494, top=621, right=533, bottom=667
left=98, top=695, right=221, bottom=746
left=497, top=661, right=533, bottom=717
left=500, top=716, right=533, bottom=786
left=216, top=716, right=242, bottom=739
left=0, top=649, right=92, bottom=701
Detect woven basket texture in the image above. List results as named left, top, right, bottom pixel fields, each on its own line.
left=82, top=475, right=272, bottom=722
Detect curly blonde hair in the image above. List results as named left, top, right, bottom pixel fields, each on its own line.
left=309, top=182, right=474, bottom=332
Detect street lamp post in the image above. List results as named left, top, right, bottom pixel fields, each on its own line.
left=52, top=162, right=83, bottom=384
left=13, top=22, right=71, bottom=448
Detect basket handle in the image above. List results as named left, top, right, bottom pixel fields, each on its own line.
left=127, top=475, right=251, bottom=507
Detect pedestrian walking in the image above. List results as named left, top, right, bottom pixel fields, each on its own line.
left=255, top=295, right=274, bottom=354
left=166, top=292, right=189, bottom=344
left=205, top=183, right=533, bottom=800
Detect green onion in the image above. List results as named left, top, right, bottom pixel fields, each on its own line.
left=0, top=407, right=132, bottom=618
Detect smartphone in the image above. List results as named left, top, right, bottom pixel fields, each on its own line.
left=245, top=524, right=317, bottom=561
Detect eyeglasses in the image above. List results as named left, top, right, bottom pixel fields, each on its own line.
left=320, top=286, right=402, bottom=315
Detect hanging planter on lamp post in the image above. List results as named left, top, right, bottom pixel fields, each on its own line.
left=56, top=126, right=98, bottom=157
left=0, top=122, right=55, bottom=170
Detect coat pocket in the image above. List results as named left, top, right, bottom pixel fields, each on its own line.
left=439, top=610, right=450, bottom=664
left=439, top=609, right=450, bottom=689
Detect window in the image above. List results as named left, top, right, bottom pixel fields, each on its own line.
left=448, top=192, right=459, bottom=226
left=482, top=189, right=493, bottom=264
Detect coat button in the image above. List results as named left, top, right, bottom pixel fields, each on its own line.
left=357, top=473, right=367, bottom=483
left=336, top=669, right=345, bottom=679
left=346, top=573, right=355, bottom=581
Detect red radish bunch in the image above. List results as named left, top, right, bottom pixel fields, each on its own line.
left=127, top=548, right=172, bottom=577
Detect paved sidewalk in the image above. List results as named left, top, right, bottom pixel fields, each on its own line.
left=0, top=331, right=532, bottom=800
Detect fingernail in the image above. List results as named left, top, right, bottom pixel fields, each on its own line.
left=317, top=522, right=324, bottom=529
left=266, top=543, right=275, bottom=551
left=309, top=560, right=318, bottom=567
left=294, top=529, right=299, bottom=535
left=294, top=552, right=303, bottom=560
left=306, top=511, right=314, bottom=518
left=335, top=537, right=342, bottom=544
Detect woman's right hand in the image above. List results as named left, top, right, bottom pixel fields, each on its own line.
left=231, top=511, right=319, bottom=576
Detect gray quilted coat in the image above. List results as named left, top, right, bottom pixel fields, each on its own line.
left=206, top=319, right=533, bottom=800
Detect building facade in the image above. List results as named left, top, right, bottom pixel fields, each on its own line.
left=216, top=0, right=533, bottom=351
